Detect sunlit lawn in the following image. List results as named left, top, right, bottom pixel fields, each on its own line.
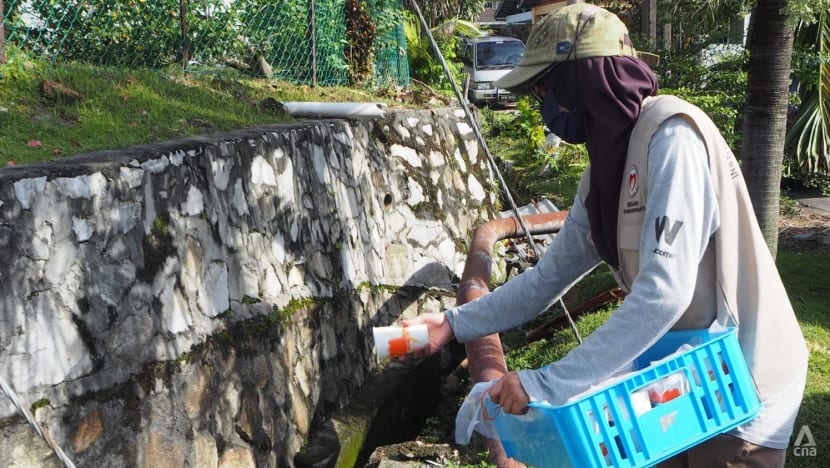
left=778, top=248, right=830, bottom=467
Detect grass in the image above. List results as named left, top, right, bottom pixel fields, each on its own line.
left=778, top=248, right=830, bottom=467
left=477, top=104, right=588, bottom=209
left=0, top=47, right=402, bottom=166
left=500, top=265, right=621, bottom=374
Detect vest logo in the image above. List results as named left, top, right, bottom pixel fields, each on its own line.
left=628, top=165, right=639, bottom=197
left=727, top=154, right=740, bottom=179
left=793, top=425, right=817, bottom=457
left=655, top=216, right=684, bottom=246
left=556, top=41, right=572, bottom=55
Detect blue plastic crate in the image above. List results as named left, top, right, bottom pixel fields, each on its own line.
left=489, top=328, right=761, bottom=468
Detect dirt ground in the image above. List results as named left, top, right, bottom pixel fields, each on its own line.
left=778, top=202, right=830, bottom=254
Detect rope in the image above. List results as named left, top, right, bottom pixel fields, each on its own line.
left=408, top=0, right=582, bottom=343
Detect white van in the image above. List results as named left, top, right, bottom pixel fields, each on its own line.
left=460, top=36, right=525, bottom=106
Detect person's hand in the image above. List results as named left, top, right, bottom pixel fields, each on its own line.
left=402, top=312, right=454, bottom=357
left=489, top=371, right=530, bottom=415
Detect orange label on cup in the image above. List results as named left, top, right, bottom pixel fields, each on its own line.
left=388, top=336, right=409, bottom=357
left=373, top=324, right=429, bottom=362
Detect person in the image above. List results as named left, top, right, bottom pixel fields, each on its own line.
left=404, top=3, right=809, bottom=467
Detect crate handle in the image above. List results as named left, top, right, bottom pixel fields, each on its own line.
left=481, top=392, right=502, bottom=421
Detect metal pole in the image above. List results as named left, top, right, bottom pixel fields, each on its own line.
left=407, top=0, right=581, bottom=343
left=0, top=377, right=77, bottom=468
left=1, top=0, right=6, bottom=64
left=311, top=0, right=318, bottom=87
left=180, top=0, right=190, bottom=72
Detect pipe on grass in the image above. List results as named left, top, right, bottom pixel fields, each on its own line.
left=280, top=101, right=387, bottom=119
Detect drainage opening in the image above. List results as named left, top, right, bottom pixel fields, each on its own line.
left=297, top=345, right=467, bottom=468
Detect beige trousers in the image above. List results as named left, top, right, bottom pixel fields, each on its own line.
left=657, top=434, right=786, bottom=468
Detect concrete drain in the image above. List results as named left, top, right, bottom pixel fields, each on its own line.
left=295, top=354, right=448, bottom=468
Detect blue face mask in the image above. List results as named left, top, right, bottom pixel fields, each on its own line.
left=540, top=92, right=585, bottom=144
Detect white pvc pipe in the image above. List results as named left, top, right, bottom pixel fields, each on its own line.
left=280, top=102, right=387, bottom=119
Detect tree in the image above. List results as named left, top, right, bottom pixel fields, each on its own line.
left=345, top=0, right=376, bottom=85
left=740, top=0, right=794, bottom=257
left=404, top=15, right=480, bottom=87
left=785, top=10, right=830, bottom=182
left=404, top=0, right=484, bottom=27
left=655, top=0, right=750, bottom=47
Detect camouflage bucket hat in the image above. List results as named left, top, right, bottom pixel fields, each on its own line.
left=494, top=3, right=637, bottom=93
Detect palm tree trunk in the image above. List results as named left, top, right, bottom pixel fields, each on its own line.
left=740, top=0, right=793, bottom=258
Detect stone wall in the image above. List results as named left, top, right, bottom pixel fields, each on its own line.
left=0, top=108, right=497, bottom=467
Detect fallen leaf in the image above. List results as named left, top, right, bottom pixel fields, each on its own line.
left=129, top=122, right=137, bottom=127
left=6, top=161, right=16, bottom=166
left=71, top=140, right=83, bottom=148
left=27, top=140, right=43, bottom=149
left=41, top=79, right=84, bottom=103
left=52, top=148, right=62, bottom=155
left=120, top=94, right=129, bottom=102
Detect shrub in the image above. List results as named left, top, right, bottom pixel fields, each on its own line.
left=655, top=47, right=748, bottom=150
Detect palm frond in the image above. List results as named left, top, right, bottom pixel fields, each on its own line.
left=448, top=19, right=481, bottom=39
left=786, top=11, right=830, bottom=172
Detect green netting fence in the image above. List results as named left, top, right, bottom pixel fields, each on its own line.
left=0, top=0, right=409, bottom=87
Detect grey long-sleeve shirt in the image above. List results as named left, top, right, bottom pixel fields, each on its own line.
left=447, top=117, right=806, bottom=449
left=449, top=116, right=719, bottom=405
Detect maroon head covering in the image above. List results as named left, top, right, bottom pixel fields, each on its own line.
left=551, top=56, right=658, bottom=267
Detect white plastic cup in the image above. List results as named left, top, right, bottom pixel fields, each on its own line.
left=372, top=324, right=429, bottom=361
left=630, top=389, right=652, bottom=417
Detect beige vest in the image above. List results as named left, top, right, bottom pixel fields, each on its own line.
left=581, top=95, right=808, bottom=400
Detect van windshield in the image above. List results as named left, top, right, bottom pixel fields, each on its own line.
left=475, top=41, right=525, bottom=69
